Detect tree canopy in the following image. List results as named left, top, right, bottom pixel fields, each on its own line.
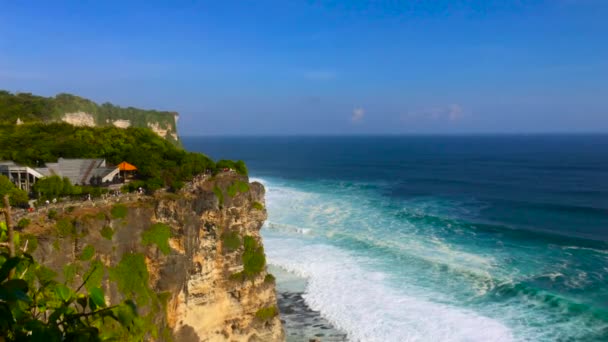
left=0, top=123, right=247, bottom=193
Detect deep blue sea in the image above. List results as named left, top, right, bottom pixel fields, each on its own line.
left=184, top=135, right=608, bottom=341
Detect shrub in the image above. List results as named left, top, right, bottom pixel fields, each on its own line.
left=252, top=202, right=264, bottom=210
left=264, top=273, right=276, bottom=283
left=111, top=204, right=128, bottom=219
left=47, top=209, right=58, bottom=220
left=242, top=236, right=266, bottom=277
left=79, top=245, right=95, bottom=261
left=221, top=231, right=241, bottom=252
left=255, top=306, right=278, bottom=321
left=55, top=218, right=75, bottom=237
left=101, top=226, right=114, bottom=240
left=17, top=218, right=31, bottom=229
left=227, top=180, right=249, bottom=197
left=141, top=223, right=171, bottom=255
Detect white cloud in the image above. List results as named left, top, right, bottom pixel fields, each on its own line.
left=351, top=107, right=365, bottom=123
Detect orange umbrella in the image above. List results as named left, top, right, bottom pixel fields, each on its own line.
left=118, top=161, right=137, bottom=171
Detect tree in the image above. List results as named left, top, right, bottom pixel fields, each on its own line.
left=32, top=176, right=68, bottom=199
left=0, top=176, right=28, bottom=208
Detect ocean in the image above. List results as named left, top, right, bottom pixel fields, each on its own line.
left=184, top=135, right=608, bottom=342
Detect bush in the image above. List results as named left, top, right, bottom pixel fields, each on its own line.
left=101, top=226, right=114, bottom=240
left=0, top=175, right=29, bottom=207
left=55, top=218, right=75, bottom=237
left=255, top=306, right=278, bottom=321
left=252, top=202, right=264, bottom=210
left=227, top=180, right=249, bottom=197
left=242, top=236, right=266, bottom=277
left=141, top=223, right=171, bottom=255
left=111, top=204, right=128, bottom=219
left=17, top=218, right=31, bottom=229
left=47, top=209, right=58, bottom=220
left=222, top=231, right=241, bottom=252
left=264, top=273, right=276, bottom=283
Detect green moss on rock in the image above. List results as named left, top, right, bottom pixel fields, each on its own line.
left=222, top=230, right=241, bottom=252
left=255, top=305, right=278, bottom=321
left=141, top=223, right=171, bottom=255
left=111, top=204, right=128, bottom=219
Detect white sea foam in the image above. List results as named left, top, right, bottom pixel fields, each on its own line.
left=265, top=237, right=514, bottom=342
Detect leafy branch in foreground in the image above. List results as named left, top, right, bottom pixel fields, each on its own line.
left=0, top=204, right=165, bottom=341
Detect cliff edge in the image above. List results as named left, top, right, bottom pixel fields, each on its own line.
left=20, top=172, right=284, bottom=341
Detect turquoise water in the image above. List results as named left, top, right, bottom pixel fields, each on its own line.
left=185, top=136, right=608, bottom=341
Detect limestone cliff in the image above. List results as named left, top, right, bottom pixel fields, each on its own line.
left=21, top=173, right=284, bottom=341
left=0, top=91, right=179, bottom=145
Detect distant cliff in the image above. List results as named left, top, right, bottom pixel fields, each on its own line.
left=19, top=172, right=284, bottom=341
left=0, top=90, right=179, bottom=145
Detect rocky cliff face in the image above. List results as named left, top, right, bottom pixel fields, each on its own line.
left=22, top=173, right=284, bottom=341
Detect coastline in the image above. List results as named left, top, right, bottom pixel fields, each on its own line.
left=269, top=265, right=348, bottom=342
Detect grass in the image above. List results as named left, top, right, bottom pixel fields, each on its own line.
left=255, top=306, right=278, bottom=321
left=55, top=218, right=75, bottom=237
left=227, top=180, right=250, bottom=197
left=221, top=231, right=241, bottom=252
left=47, top=209, right=58, bottom=220
left=79, top=245, right=95, bottom=261
left=110, top=204, right=128, bottom=219
left=141, top=223, right=172, bottom=255
left=252, top=201, right=264, bottom=210
left=100, top=226, right=114, bottom=240
left=264, top=274, right=276, bottom=283
left=242, top=236, right=266, bottom=277
left=17, top=218, right=30, bottom=229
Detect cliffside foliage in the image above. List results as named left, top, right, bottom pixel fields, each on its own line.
left=254, top=305, right=278, bottom=321
left=227, top=180, right=249, bottom=197
left=0, top=175, right=28, bottom=208
left=0, top=91, right=178, bottom=144
left=221, top=231, right=241, bottom=252
left=110, top=204, right=128, bottom=219
left=141, top=223, right=171, bottom=255
left=0, top=123, right=242, bottom=192
left=0, top=225, right=150, bottom=341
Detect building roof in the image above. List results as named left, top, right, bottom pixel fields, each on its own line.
left=38, top=158, right=112, bottom=185
left=118, top=161, right=137, bottom=171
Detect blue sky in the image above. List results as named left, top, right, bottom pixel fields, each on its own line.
left=1, top=0, right=607, bottom=135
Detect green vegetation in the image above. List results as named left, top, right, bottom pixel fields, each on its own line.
left=252, top=201, right=264, bottom=210
left=243, top=236, right=266, bottom=277
left=0, top=175, right=28, bottom=208
left=79, top=244, right=95, bottom=261
left=100, top=226, right=114, bottom=240
left=227, top=180, right=250, bottom=197
left=111, top=204, right=128, bottom=219
left=255, top=305, right=278, bottom=321
left=47, top=209, right=58, bottom=220
left=229, top=236, right=267, bottom=282
left=221, top=231, right=241, bottom=252
left=0, top=90, right=179, bottom=144
left=109, top=252, right=155, bottom=307
left=141, top=223, right=172, bottom=255
left=216, top=160, right=248, bottom=176
left=0, top=122, right=244, bottom=192
left=0, top=227, right=158, bottom=340
left=264, top=273, right=276, bottom=283
left=16, top=218, right=30, bottom=229
left=55, top=218, right=75, bottom=237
